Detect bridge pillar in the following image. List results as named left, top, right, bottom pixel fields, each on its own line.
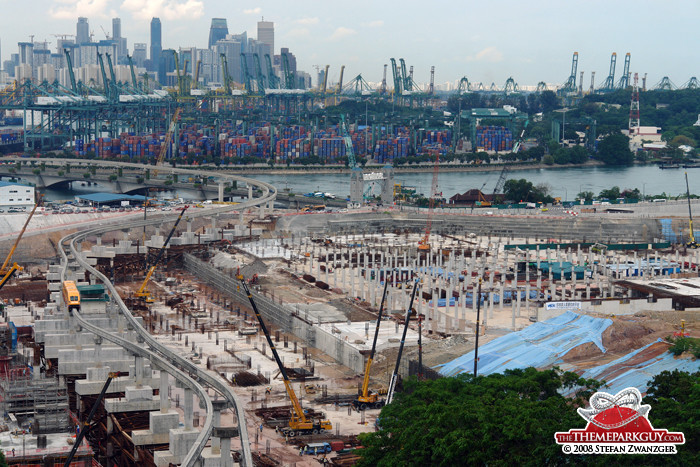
left=248, top=185, right=253, bottom=200
left=218, top=182, right=225, bottom=202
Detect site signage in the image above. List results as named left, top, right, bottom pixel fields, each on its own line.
left=545, top=301, right=582, bottom=310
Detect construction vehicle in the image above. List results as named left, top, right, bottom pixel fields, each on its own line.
left=353, top=281, right=390, bottom=410
left=386, top=280, right=420, bottom=405
left=135, top=207, right=188, bottom=303
left=0, top=204, right=37, bottom=290
left=64, top=371, right=120, bottom=467
left=238, top=278, right=332, bottom=437
left=686, top=172, right=698, bottom=248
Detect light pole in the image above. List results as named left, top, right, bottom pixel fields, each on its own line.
left=473, top=278, right=482, bottom=376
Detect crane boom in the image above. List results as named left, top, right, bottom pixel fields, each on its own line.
left=1, top=204, right=38, bottom=274
left=340, top=114, right=356, bottom=169
left=240, top=53, right=253, bottom=94
left=105, top=53, right=117, bottom=96
left=0, top=263, right=21, bottom=292
left=419, top=153, right=440, bottom=250
left=239, top=279, right=306, bottom=421
left=126, top=54, right=138, bottom=89
left=136, top=207, right=188, bottom=301
left=386, top=280, right=419, bottom=405
left=264, top=54, right=278, bottom=89
left=337, top=65, right=345, bottom=94
left=155, top=107, right=182, bottom=172
left=686, top=171, right=697, bottom=248
left=220, top=53, right=232, bottom=95
left=63, top=372, right=120, bottom=467
left=194, top=60, right=201, bottom=89
left=353, top=281, right=390, bottom=410
left=96, top=52, right=110, bottom=98
left=63, top=49, right=78, bottom=94
left=253, top=53, right=266, bottom=93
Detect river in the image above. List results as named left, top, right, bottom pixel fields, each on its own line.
left=14, top=164, right=700, bottom=203
left=252, top=165, right=699, bottom=201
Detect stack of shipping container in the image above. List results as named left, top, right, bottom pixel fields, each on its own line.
left=476, top=126, right=513, bottom=152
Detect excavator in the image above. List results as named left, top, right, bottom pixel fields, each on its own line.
left=238, top=278, right=332, bottom=437
left=685, top=172, right=698, bottom=249
left=352, top=281, right=390, bottom=410
left=0, top=204, right=37, bottom=292
left=135, top=207, right=188, bottom=303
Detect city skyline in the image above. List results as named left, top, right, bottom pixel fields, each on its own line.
left=0, top=0, right=698, bottom=88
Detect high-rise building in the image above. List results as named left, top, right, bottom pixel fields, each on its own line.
left=132, top=43, right=147, bottom=69
left=150, top=17, right=162, bottom=72
left=112, top=18, right=127, bottom=61
left=158, top=48, right=176, bottom=86
left=208, top=18, right=229, bottom=49
left=257, top=19, right=274, bottom=55
left=76, top=17, right=90, bottom=45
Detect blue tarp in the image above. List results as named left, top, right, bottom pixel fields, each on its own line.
left=575, top=339, right=700, bottom=395
left=436, top=311, right=613, bottom=376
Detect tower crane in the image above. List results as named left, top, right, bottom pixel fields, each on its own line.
left=353, top=281, right=390, bottom=410
left=685, top=172, right=698, bottom=249
left=0, top=204, right=37, bottom=292
left=135, top=207, right=188, bottom=303
left=238, top=278, right=332, bottom=437
left=418, top=152, right=440, bottom=250
left=386, top=280, right=420, bottom=405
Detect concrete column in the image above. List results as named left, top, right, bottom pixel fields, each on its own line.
left=211, top=400, right=227, bottom=453
left=94, top=336, right=102, bottom=367
left=184, top=388, right=193, bottom=430
left=160, top=371, right=170, bottom=412
left=248, top=185, right=253, bottom=199
left=135, top=355, right=144, bottom=387
left=218, top=182, right=225, bottom=202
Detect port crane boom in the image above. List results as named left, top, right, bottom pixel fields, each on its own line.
left=238, top=278, right=332, bottom=437
left=135, top=207, right=188, bottom=302
left=353, top=281, right=390, bottom=410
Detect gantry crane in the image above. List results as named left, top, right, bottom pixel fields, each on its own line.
left=238, top=278, right=332, bottom=437
left=386, top=280, right=420, bottom=405
left=154, top=107, right=182, bottom=174
left=220, top=53, right=232, bottom=95
left=135, top=207, right=188, bottom=303
left=418, top=152, right=440, bottom=250
left=63, top=49, right=78, bottom=94
left=240, top=53, right=254, bottom=94
left=685, top=172, right=698, bottom=248
left=126, top=54, right=139, bottom=90
left=253, top=53, right=266, bottom=93
left=340, top=114, right=356, bottom=169
left=0, top=204, right=37, bottom=291
left=281, top=52, right=295, bottom=89
left=264, top=54, right=279, bottom=89
left=353, top=281, right=389, bottom=410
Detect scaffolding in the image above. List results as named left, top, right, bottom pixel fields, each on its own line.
left=0, top=365, right=70, bottom=434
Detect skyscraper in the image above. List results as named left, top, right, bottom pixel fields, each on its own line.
left=76, top=17, right=90, bottom=45
left=133, top=43, right=147, bottom=68
left=257, top=19, right=274, bottom=55
left=150, top=18, right=162, bottom=73
left=112, top=17, right=127, bottom=61
left=208, top=18, right=229, bottom=49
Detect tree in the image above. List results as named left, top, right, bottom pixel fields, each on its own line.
left=577, top=191, right=594, bottom=203
left=597, top=133, right=634, bottom=165
left=356, top=368, right=601, bottom=467
left=598, top=186, right=621, bottom=200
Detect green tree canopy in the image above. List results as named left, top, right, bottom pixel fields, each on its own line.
left=598, top=133, right=634, bottom=165
left=356, top=368, right=601, bottom=467
left=504, top=178, right=553, bottom=203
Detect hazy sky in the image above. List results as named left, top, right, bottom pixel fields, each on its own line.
left=1, top=0, right=698, bottom=88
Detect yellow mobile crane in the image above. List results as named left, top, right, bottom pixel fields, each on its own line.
left=135, top=207, right=188, bottom=303
left=238, top=278, right=332, bottom=437
left=686, top=172, right=698, bottom=248
left=0, top=204, right=38, bottom=291
left=353, top=281, right=389, bottom=410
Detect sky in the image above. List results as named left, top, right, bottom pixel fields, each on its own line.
left=0, top=0, right=698, bottom=89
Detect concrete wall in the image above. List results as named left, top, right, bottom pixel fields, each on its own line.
left=183, top=253, right=365, bottom=373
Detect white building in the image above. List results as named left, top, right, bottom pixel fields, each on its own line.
left=626, top=126, right=663, bottom=152
left=0, top=181, right=35, bottom=210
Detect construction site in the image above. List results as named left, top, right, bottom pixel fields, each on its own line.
left=0, top=168, right=699, bottom=466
